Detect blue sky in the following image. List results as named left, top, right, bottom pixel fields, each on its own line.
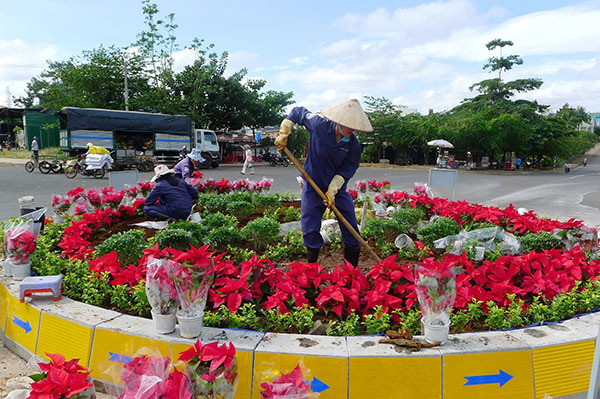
left=1, top=0, right=599, bottom=114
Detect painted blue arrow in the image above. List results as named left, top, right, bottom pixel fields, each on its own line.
left=464, top=370, right=513, bottom=387
left=310, top=377, right=330, bottom=393
left=108, top=352, right=134, bottom=364
left=12, top=316, right=32, bottom=333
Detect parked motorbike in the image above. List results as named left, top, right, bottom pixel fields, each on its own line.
left=270, top=153, right=289, bottom=167
left=64, top=155, right=106, bottom=179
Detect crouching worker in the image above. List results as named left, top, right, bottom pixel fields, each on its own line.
left=144, top=165, right=198, bottom=220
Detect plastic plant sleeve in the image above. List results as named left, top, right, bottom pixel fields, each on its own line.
left=171, top=260, right=214, bottom=318
left=258, top=362, right=319, bottom=399
left=145, top=257, right=179, bottom=315
left=415, top=263, right=456, bottom=325
left=433, top=227, right=520, bottom=256
left=4, top=219, right=38, bottom=264
left=177, top=340, right=238, bottom=399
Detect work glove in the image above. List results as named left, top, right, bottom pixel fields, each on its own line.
left=274, top=119, right=294, bottom=151
left=324, top=175, right=345, bottom=208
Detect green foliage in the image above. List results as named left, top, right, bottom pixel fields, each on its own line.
left=390, top=208, right=426, bottom=233
left=362, top=219, right=402, bottom=244
left=396, top=308, right=423, bottom=334
left=327, top=313, right=362, bottom=336
left=484, top=301, right=510, bottom=331
left=155, top=228, right=197, bottom=251
left=197, top=194, right=229, bottom=214
left=96, top=229, right=146, bottom=265
left=262, top=231, right=306, bottom=261
left=226, top=200, right=256, bottom=220
left=379, top=242, right=397, bottom=258
left=200, top=212, right=238, bottom=230
left=281, top=206, right=301, bottom=223
left=223, top=245, right=256, bottom=263
left=328, top=232, right=343, bottom=251
left=519, top=231, right=564, bottom=253
left=241, top=217, right=280, bottom=250
left=253, top=195, right=281, bottom=212
left=206, top=226, right=242, bottom=250
left=227, top=193, right=253, bottom=203
left=416, top=217, right=461, bottom=245
left=363, top=306, right=392, bottom=335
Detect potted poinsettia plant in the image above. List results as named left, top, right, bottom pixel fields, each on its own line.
left=119, top=355, right=192, bottom=399
left=28, top=353, right=96, bottom=399
left=259, top=364, right=311, bottom=399
left=178, top=339, right=238, bottom=399
left=146, top=257, right=180, bottom=334
left=51, top=194, right=71, bottom=223
left=414, top=258, right=457, bottom=345
left=5, top=219, right=38, bottom=280
left=171, top=246, right=215, bottom=338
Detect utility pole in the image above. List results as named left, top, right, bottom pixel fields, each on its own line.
left=123, top=55, right=130, bottom=111
left=6, top=87, right=11, bottom=107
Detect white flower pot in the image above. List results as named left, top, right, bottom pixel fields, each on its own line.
left=177, top=311, right=204, bottom=339
left=12, top=262, right=31, bottom=281
left=151, top=310, right=176, bottom=334
left=54, top=214, right=66, bottom=224
left=422, top=318, right=450, bottom=345
left=3, top=258, right=13, bottom=277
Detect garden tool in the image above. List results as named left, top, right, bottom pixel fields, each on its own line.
left=282, top=146, right=382, bottom=264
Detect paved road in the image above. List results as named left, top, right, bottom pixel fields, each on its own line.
left=1, top=156, right=599, bottom=227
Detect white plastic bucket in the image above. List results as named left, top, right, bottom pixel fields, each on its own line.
left=18, top=196, right=35, bottom=208
left=3, top=258, right=13, bottom=277
left=12, top=262, right=31, bottom=281
left=422, top=318, right=450, bottom=345
left=395, top=234, right=415, bottom=250
left=151, top=310, right=177, bottom=334
left=177, top=311, right=204, bottom=338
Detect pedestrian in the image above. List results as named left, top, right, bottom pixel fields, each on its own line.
left=515, top=157, right=522, bottom=170
left=180, top=145, right=188, bottom=159
left=466, top=151, right=473, bottom=170
left=565, top=162, right=571, bottom=173
left=173, top=148, right=205, bottom=180
left=143, top=165, right=198, bottom=220
left=241, top=144, right=254, bottom=175
left=275, top=99, right=373, bottom=267
left=31, top=136, right=39, bottom=163
left=583, top=158, right=587, bottom=167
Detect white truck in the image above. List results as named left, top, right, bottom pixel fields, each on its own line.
left=192, top=129, right=220, bottom=168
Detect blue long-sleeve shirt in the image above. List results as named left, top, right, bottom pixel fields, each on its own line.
left=173, top=157, right=194, bottom=180
left=145, top=178, right=199, bottom=219
left=286, top=106, right=361, bottom=192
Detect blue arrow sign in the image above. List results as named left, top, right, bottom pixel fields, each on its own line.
left=12, top=316, right=32, bottom=333
left=310, top=377, right=330, bottom=393
left=108, top=352, right=134, bottom=364
left=464, top=369, right=513, bottom=387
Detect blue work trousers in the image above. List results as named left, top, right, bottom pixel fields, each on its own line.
left=301, top=186, right=361, bottom=250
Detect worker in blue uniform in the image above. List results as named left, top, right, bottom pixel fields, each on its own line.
left=173, top=148, right=205, bottom=180
left=144, top=165, right=198, bottom=220
left=275, top=99, right=373, bottom=267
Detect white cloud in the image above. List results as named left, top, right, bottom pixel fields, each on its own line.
left=0, top=39, right=61, bottom=106
left=226, top=51, right=261, bottom=76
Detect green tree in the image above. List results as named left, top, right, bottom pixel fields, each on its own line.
left=16, top=46, right=148, bottom=110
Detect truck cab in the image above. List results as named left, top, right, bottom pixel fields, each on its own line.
left=193, top=129, right=220, bottom=168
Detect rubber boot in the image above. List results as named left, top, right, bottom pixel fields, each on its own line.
left=307, top=247, right=320, bottom=263
left=344, top=246, right=361, bottom=267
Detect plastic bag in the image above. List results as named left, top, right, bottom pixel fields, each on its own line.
left=4, top=219, right=38, bottom=264
left=258, top=362, right=319, bottom=399
left=433, top=227, right=520, bottom=256
left=415, top=264, right=456, bottom=325
left=413, top=182, right=432, bottom=196
left=145, top=257, right=179, bottom=315
left=170, top=260, right=214, bottom=318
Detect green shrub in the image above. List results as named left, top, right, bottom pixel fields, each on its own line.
left=169, top=221, right=205, bottom=240
left=96, top=229, right=146, bottom=265
left=253, top=195, right=281, bottom=211
left=197, top=194, right=228, bottom=213
left=263, top=231, right=306, bottom=260
left=200, top=212, right=238, bottom=230
left=155, top=228, right=198, bottom=251
left=241, top=217, right=280, bottom=250
left=206, top=226, right=242, bottom=250
left=416, top=217, right=461, bottom=245
left=281, top=206, right=301, bottom=222
left=519, top=231, right=564, bottom=253
left=226, top=200, right=256, bottom=220
left=362, top=219, right=402, bottom=243
left=327, top=313, right=362, bottom=336
left=228, top=193, right=253, bottom=203
left=363, top=305, right=391, bottom=334
left=390, top=208, right=425, bottom=233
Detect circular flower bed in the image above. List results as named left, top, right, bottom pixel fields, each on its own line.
left=14, top=174, right=600, bottom=337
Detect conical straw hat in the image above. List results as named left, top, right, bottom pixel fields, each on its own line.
left=320, top=99, right=373, bottom=132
